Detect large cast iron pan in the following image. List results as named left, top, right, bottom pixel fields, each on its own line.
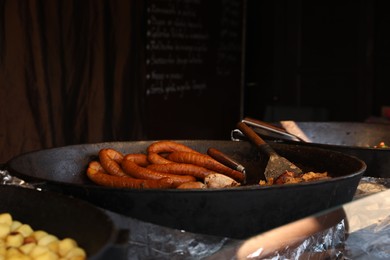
left=5, top=140, right=366, bottom=239
left=0, top=185, right=117, bottom=259
left=234, top=121, right=390, bottom=178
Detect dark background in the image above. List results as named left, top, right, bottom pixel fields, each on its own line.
left=244, top=0, right=389, bottom=122
left=141, top=0, right=244, bottom=140
left=1, top=0, right=389, bottom=162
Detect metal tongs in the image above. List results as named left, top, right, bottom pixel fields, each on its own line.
left=231, top=117, right=310, bottom=142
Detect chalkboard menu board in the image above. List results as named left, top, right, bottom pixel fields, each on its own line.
left=141, top=0, right=245, bottom=139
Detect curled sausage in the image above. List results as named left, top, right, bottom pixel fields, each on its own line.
left=87, top=161, right=174, bottom=189
left=121, top=157, right=196, bottom=187
left=147, top=140, right=200, bottom=154
left=147, top=141, right=200, bottom=164
left=167, top=152, right=245, bottom=183
left=123, top=153, right=150, bottom=167
left=147, top=152, right=173, bottom=165
left=147, top=163, right=215, bottom=180
left=99, top=148, right=127, bottom=177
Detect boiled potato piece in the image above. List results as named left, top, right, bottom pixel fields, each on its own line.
left=33, top=230, right=49, bottom=241
left=5, top=232, right=24, bottom=247
left=19, top=242, right=36, bottom=254
left=0, top=213, right=86, bottom=259
left=33, top=250, right=59, bottom=260
left=0, top=214, right=12, bottom=226
left=38, top=234, right=58, bottom=246
left=16, top=224, right=34, bottom=237
left=65, top=247, right=86, bottom=258
left=0, top=224, right=10, bottom=239
left=10, top=220, right=22, bottom=232
left=58, top=238, right=78, bottom=257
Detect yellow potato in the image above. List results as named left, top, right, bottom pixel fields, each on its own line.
left=0, top=213, right=12, bottom=226
left=47, top=240, right=59, bottom=253
left=0, top=245, right=6, bottom=256
left=58, top=238, right=77, bottom=257
left=0, top=213, right=86, bottom=260
left=10, top=220, right=22, bottom=231
left=0, top=223, right=11, bottom=239
left=33, top=250, right=59, bottom=260
left=65, top=247, right=86, bottom=258
left=7, top=253, right=31, bottom=260
left=19, top=242, right=36, bottom=255
left=38, top=234, right=58, bottom=246
left=68, top=256, right=86, bottom=260
left=16, top=224, right=34, bottom=237
left=6, top=247, right=23, bottom=257
left=33, top=231, right=49, bottom=241
left=29, top=245, right=50, bottom=257
left=6, top=233, right=24, bottom=248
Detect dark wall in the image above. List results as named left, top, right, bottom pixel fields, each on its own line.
left=0, top=0, right=245, bottom=162
left=3, top=0, right=389, bottom=162
left=244, top=0, right=388, bottom=122
left=140, top=0, right=245, bottom=140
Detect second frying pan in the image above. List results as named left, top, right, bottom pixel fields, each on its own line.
left=0, top=185, right=119, bottom=260
left=235, top=119, right=390, bottom=178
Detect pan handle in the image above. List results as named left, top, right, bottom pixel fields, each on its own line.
left=207, top=148, right=246, bottom=174
left=237, top=122, right=268, bottom=147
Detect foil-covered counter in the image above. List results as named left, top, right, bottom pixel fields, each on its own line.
left=209, top=178, right=390, bottom=259
left=1, top=168, right=390, bottom=259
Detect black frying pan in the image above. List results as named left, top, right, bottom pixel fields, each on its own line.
left=5, top=140, right=366, bottom=239
left=0, top=185, right=118, bottom=260
left=234, top=121, right=390, bottom=178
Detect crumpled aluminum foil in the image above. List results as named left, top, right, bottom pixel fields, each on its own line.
left=1, top=169, right=390, bottom=259
left=0, top=169, right=35, bottom=189
left=218, top=178, right=390, bottom=260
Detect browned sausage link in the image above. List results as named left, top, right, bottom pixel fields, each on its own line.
left=176, top=181, right=207, bottom=189
left=147, top=140, right=200, bottom=154
left=88, top=160, right=107, bottom=173
left=167, top=152, right=245, bottom=183
left=147, top=163, right=215, bottom=180
left=146, top=141, right=200, bottom=164
left=98, top=148, right=127, bottom=177
left=121, top=159, right=196, bottom=187
left=123, top=153, right=150, bottom=167
left=87, top=161, right=174, bottom=189
left=147, top=152, right=173, bottom=165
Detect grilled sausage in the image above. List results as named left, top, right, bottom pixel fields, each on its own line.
left=121, top=158, right=196, bottom=187
left=146, top=141, right=200, bottom=164
left=167, top=152, right=245, bottom=182
left=123, top=153, right=150, bottom=167
left=98, top=148, right=127, bottom=177
left=87, top=161, right=174, bottom=189
left=147, top=163, right=215, bottom=179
